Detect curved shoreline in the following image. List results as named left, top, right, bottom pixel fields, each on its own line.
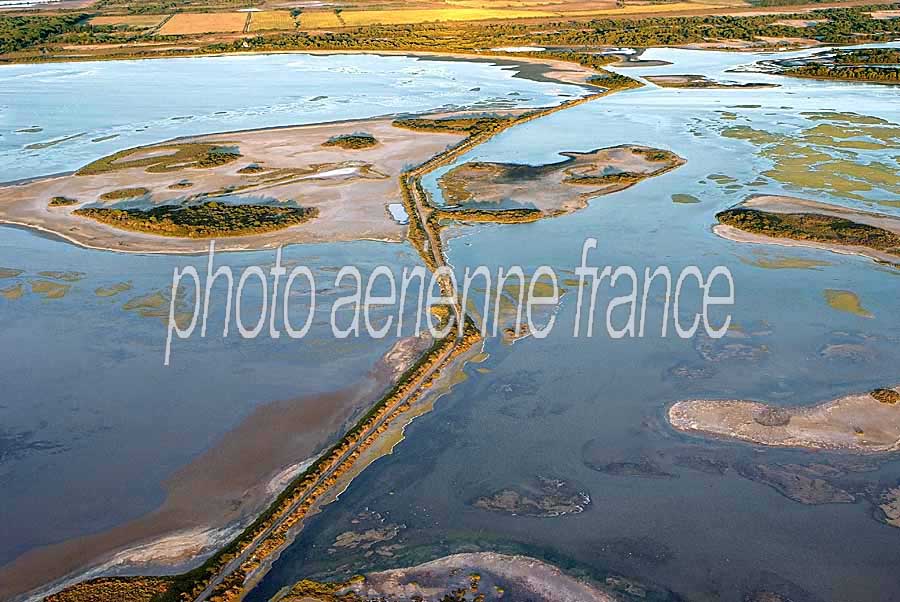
left=668, top=386, right=900, bottom=454
left=713, top=195, right=900, bottom=267
left=5, top=49, right=640, bottom=602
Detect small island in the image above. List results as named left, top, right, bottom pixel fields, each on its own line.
left=777, top=47, right=900, bottom=84
left=668, top=386, right=900, bottom=453
left=74, top=202, right=318, bottom=238
left=320, top=132, right=378, bottom=149
left=277, top=552, right=623, bottom=602
left=0, top=116, right=467, bottom=252
left=438, top=144, right=684, bottom=217
left=472, top=476, right=590, bottom=518
left=645, top=74, right=778, bottom=89
left=714, top=195, right=900, bottom=265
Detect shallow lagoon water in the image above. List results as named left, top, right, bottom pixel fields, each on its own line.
left=0, top=54, right=583, bottom=579
left=0, top=52, right=583, bottom=182
left=248, top=46, right=900, bottom=602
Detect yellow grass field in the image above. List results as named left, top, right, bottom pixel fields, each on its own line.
left=445, top=0, right=565, bottom=6
left=89, top=15, right=170, bottom=29
left=302, top=7, right=559, bottom=28
left=248, top=10, right=297, bottom=31
left=158, top=12, right=248, bottom=35
left=298, top=1, right=729, bottom=28
left=299, top=11, right=344, bottom=28
left=558, top=1, right=729, bottom=16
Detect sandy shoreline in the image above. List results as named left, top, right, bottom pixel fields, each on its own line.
left=0, top=117, right=470, bottom=254
left=0, top=335, right=430, bottom=602
left=344, top=552, right=617, bottom=602
left=0, top=46, right=605, bottom=257
left=0, top=49, right=606, bottom=600
left=668, top=386, right=900, bottom=454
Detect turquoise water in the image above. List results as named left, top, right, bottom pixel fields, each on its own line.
left=0, top=52, right=583, bottom=182
left=248, top=46, right=900, bottom=602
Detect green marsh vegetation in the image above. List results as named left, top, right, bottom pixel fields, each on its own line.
left=321, top=132, right=378, bottom=149
left=74, top=201, right=318, bottom=237
left=99, top=187, right=150, bottom=201
left=77, top=143, right=241, bottom=176
left=716, top=208, right=900, bottom=257
left=782, top=47, right=900, bottom=84
left=48, top=196, right=79, bottom=207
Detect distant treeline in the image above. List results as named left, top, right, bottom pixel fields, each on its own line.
left=0, top=14, right=87, bottom=54
left=784, top=64, right=900, bottom=82
left=835, top=48, right=900, bottom=64
left=202, top=7, right=900, bottom=53
left=4, top=6, right=900, bottom=59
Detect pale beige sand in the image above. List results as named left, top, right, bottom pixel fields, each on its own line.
left=348, top=552, right=617, bottom=602
left=869, top=9, right=900, bottom=19
left=0, top=118, right=465, bottom=254
left=714, top=195, right=900, bottom=265
left=0, top=335, right=430, bottom=602
left=669, top=386, right=900, bottom=453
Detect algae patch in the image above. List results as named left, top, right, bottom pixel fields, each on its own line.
left=1, top=283, right=24, bottom=300
left=824, top=289, right=873, bottom=318
left=30, top=280, right=71, bottom=299
left=95, top=281, right=133, bottom=297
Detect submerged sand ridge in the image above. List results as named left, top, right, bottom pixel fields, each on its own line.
left=0, top=118, right=466, bottom=253
left=668, top=386, right=900, bottom=453
left=0, top=335, right=431, bottom=602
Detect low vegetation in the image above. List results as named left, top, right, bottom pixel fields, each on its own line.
left=716, top=208, right=900, bottom=257
left=77, top=143, right=241, bottom=176
left=74, top=201, right=318, bottom=237
left=433, top=206, right=545, bottom=223
left=393, top=116, right=515, bottom=135
left=783, top=64, right=900, bottom=84
left=871, top=388, right=900, bottom=405
left=835, top=48, right=900, bottom=65
left=99, top=187, right=150, bottom=201
left=48, top=196, right=79, bottom=207
left=587, top=71, right=644, bottom=91
left=44, top=577, right=171, bottom=602
left=321, top=132, right=378, bottom=149
left=6, top=6, right=900, bottom=62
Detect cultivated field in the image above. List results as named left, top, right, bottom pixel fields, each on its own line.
left=296, top=0, right=735, bottom=29
left=157, top=12, right=248, bottom=35
left=89, top=15, right=170, bottom=29
left=248, top=10, right=296, bottom=31
left=299, top=11, right=345, bottom=28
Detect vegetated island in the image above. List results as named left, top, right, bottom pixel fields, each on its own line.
left=19, top=70, right=647, bottom=602
left=438, top=145, right=684, bottom=218
left=668, top=386, right=900, bottom=453
left=645, top=74, right=779, bottom=89
left=776, top=47, right=900, bottom=84
left=714, top=195, right=900, bottom=266
left=0, top=116, right=467, bottom=253
left=320, top=132, right=378, bottom=150
left=74, top=202, right=318, bottom=238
